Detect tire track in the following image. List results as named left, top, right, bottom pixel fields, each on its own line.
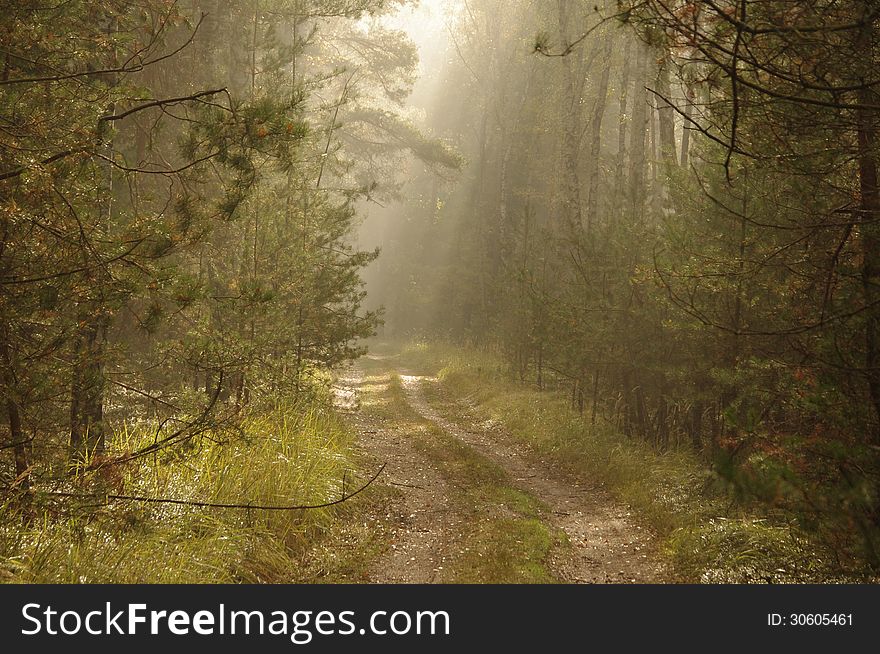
left=398, top=374, right=666, bottom=584
left=334, top=363, right=459, bottom=583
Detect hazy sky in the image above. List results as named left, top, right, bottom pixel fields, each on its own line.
left=363, top=0, right=456, bottom=113
left=379, top=0, right=451, bottom=61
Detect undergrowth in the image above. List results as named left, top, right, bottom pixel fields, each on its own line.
left=0, top=399, right=378, bottom=583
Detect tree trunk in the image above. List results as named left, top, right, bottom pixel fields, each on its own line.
left=590, top=368, right=600, bottom=425
left=680, top=86, right=694, bottom=169
left=585, top=33, right=613, bottom=235
left=656, top=396, right=669, bottom=450
left=857, top=89, right=880, bottom=445
left=1, top=324, right=28, bottom=489
left=656, top=56, right=678, bottom=168
left=613, top=37, right=633, bottom=220
left=557, top=0, right=585, bottom=232
left=628, top=44, right=650, bottom=217
left=536, top=343, right=544, bottom=390
left=70, top=315, right=107, bottom=461
left=689, top=400, right=704, bottom=452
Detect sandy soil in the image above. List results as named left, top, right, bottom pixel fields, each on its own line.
left=335, top=358, right=666, bottom=583
left=400, top=374, right=666, bottom=583
left=334, top=364, right=460, bottom=583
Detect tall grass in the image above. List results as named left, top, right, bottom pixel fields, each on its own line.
left=0, top=401, right=359, bottom=583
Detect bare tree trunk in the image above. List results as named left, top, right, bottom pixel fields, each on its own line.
left=680, top=86, right=694, bottom=169
left=500, top=65, right=535, bottom=234
left=628, top=44, right=650, bottom=217
left=590, top=368, right=600, bottom=425
left=612, top=37, right=633, bottom=235
left=536, top=343, right=544, bottom=390
left=857, top=84, right=880, bottom=557
left=656, top=56, right=678, bottom=167
left=70, top=315, right=107, bottom=460
left=854, top=17, right=880, bottom=553
left=585, top=33, right=613, bottom=235
left=1, top=324, right=28, bottom=488
left=649, top=88, right=660, bottom=214
left=857, top=90, right=880, bottom=445
left=689, top=400, right=703, bottom=452
left=557, top=0, right=585, bottom=232
left=656, top=396, right=669, bottom=450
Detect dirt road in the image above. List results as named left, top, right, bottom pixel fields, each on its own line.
left=335, top=355, right=666, bottom=583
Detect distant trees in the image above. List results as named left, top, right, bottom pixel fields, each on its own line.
left=372, top=0, right=880, bottom=571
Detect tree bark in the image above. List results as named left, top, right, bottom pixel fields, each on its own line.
left=612, top=37, right=633, bottom=227
left=690, top=400, right=703, bottom=452
left=70, top=315, right=107, bottom=461
left=628, top=44, right=650, bottom=217
left=656, top=56, right=678, bottom=168
left=1, top=323, right=28, bottom=488
left=585, top=33, right=613, bottom=235
left=557, top=0, right=585, bottom=232
left=680, top=86, right=694, bottom=169
left=857, top=89, right=880, bottom=444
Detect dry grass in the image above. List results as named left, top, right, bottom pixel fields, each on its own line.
left=0, top=400, right=381, bottom=583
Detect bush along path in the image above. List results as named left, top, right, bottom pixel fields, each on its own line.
left=333, top=352, right=667, bottom=584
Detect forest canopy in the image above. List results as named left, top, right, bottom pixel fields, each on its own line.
left=0, top=0, right=454, bottom=545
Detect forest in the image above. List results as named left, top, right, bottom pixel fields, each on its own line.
left=1, top=0, right=880, bottom=584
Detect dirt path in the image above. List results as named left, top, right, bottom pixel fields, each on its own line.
left=334, top=363, right=459, bottom=583
left=336, top=357, right=665, bottom=584
left=399, top=374, right=666, bottom=583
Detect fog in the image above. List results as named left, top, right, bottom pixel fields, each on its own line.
left=354, top=0, right=455, bottom=329
left=2, top=0, right=880, bottom=583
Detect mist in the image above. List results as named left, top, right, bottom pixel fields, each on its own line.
left=2, top=0, right=880, bottom=586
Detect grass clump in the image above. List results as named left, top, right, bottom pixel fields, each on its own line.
left=413, top=420, right=560, bottom=584
left=0, top=400, right=380, bottom=584
left=452, top=517, right=556, bottom=584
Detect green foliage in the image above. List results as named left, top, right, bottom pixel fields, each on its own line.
left=366, top=0, right=880, bottom=578
left=0, top=0, right=435, bottom=582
